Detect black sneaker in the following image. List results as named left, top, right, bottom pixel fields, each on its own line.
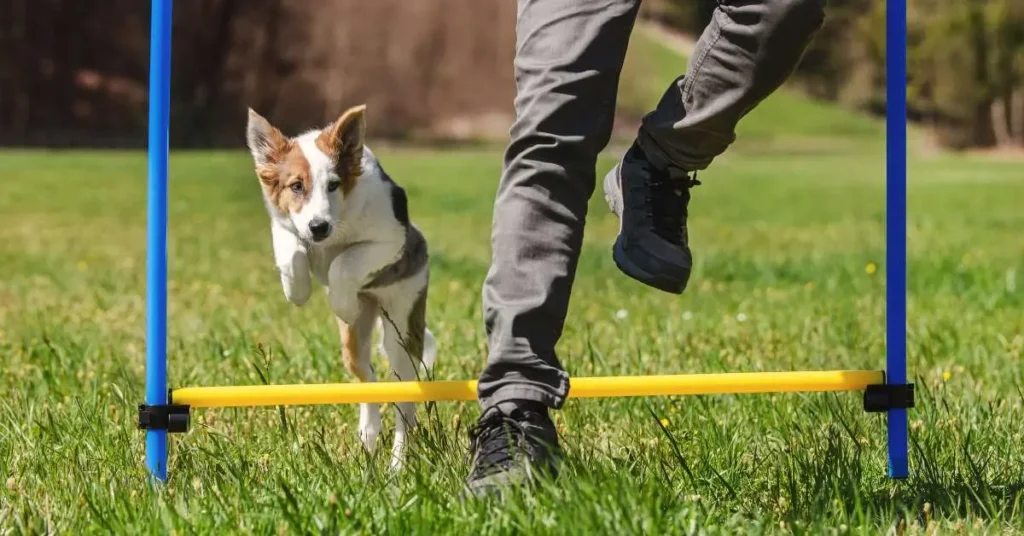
left=603, top=141, right=701, bottom=294
left=464, top=403, right=561, bottom=498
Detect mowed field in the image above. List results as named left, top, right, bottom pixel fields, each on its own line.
left=3, top=35, right=1024, bottom=535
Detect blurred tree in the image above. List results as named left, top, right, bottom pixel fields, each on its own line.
left=644, top=0, right=1024, bottom=150
left=987, top=0, right=1024, bottom=146
left=1, top=0, right=1021, bottom=149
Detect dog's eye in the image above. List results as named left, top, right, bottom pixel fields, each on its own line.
left=290, top=182, right=304, bottom=194
left=327, top=180, right=341, bottom=193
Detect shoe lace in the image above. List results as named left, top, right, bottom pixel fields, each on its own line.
left=467, top=411, right=528, bottom=471
left=645, top=167, right=700, bottom=245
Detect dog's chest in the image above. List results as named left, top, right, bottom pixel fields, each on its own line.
left=304, top=232, right=407, bottom=289
left=306, top=247, right=333, bottom=286
left=305, top=243, right=349, bottom=286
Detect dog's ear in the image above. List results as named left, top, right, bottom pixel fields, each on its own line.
left=246, top=108, right=287, bottom=172
left=316, top=104, right=366, bottom=173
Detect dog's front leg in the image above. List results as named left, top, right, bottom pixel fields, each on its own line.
left=328, top=286, right=382, bottom=454
left=327, top=242, right=402, bottom=455
left=271, top=223, right=311, bottom=306
left=326, top=241, right=402, bottom=309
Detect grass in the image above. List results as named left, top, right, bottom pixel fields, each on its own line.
left=1, top=139, right=1022, bottom=533
left=2, top=27, right=1024, bottom=534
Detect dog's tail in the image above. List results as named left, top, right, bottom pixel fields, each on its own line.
left=420, top=327, right=437, bottom=377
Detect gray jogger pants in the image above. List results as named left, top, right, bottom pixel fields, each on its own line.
left=478, top=0, right=825, bottom=410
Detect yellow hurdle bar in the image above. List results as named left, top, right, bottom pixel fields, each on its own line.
left=171, top=370, right=884, bottom=408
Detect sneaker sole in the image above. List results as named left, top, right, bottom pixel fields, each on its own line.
left=463, top=460, right=559, bottom=500
left=604, top=166, right=689, bottom=295
left=612, top=239, right=688, bottom=294
left=464, top=469, right=530, bottom=500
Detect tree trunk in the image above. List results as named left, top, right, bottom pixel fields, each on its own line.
left=968, top=0, right=996, bottom=147
left=1012, top=87, right=1024, bottom=146
left=991, top=97, right=1013, bottom=147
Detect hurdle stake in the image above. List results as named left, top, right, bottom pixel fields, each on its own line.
left=144, top=0, right=173, bottom=483
left=885, top=0, right=910, bottom=479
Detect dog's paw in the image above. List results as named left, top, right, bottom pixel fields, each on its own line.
left=389, top=432, right=408, bottom=472
left=358, top=403, right=382, bottom=453
left=279, top=271, right=311, bottom=306
left=421, top=328, right=437, bottom=374
left=388, top=453, right=405, bottom=472
left=360, top=427, right=381, bottom=453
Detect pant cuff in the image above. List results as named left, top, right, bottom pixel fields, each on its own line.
left=479, top=384, right=567, bottom=413
left=635, top=127, right=713, bottom=173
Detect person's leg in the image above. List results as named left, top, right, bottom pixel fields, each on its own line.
left=640, top=0, right=826, bottom=170
left=605, top=0, right=826, bottom=293
left=478, top=0, right=641, bottom=413
left=468, top=0, right=641, bottom=495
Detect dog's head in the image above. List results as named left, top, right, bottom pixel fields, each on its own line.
left=245, top=105, right=367, bottom=243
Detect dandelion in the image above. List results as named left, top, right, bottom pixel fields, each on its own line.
left=865, top=262, right=877, bottom=275
left=942, top=370, right=951, bottom=382
left=736, top=312, right=748, bottom=323
left=682, top=311, right=693, bottom=321
left=615, top=309, right=628, bottom=320
left=659, top=418, right=670, bottom=427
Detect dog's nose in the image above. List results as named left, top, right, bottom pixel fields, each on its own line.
left=309, top=220, right=331, bottom=241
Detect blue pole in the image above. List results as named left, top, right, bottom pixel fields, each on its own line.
left=885, top=0, right=909, bottom=479
left=146, top=0, right=173, bottom=482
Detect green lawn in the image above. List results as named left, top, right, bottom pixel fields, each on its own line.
left=2, top=25, right=1023, bottom=535
left=1, top=136, right=1021, bottom=533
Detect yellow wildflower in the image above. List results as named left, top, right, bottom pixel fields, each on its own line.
left=865, top=262, right=877, bottom=275
left=659, top=418, right=670, bottom=427
left=942, top=370, right=951, bottom=381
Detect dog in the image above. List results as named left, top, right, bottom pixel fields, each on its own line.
left=245, top=104, right=436, bottom=470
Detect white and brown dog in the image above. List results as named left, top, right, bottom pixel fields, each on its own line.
left=245, top=104, right=436, bottom=470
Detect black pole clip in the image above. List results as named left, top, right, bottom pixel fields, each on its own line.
left=863, top=382, right=915, bottom=413
left=138, top=403, right=191, bottom=433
